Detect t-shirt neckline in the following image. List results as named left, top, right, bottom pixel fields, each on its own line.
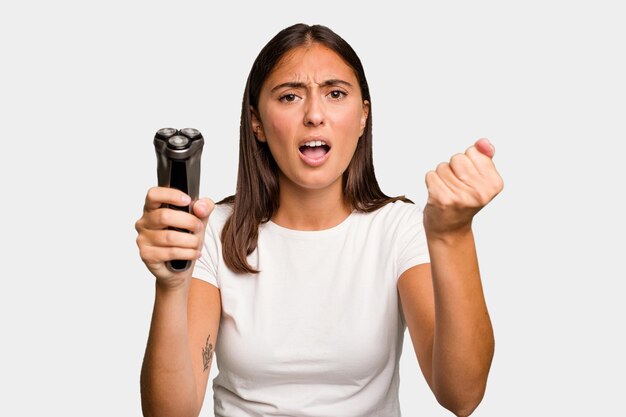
left=263, top=210, right=356, bottom=239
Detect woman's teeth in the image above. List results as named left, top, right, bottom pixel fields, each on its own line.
left=302, top=140, right=326, bottom=147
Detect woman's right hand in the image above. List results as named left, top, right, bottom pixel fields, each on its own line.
left=135, top=187, right=214, bottom=289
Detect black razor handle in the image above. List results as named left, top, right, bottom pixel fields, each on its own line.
left=154, top=127, right=204, bottom=272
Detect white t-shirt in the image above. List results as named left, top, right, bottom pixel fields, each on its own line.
left=193, top=200, right=430, bottom=417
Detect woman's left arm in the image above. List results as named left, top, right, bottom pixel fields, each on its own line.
left=398, top=139, right=503, bottom=417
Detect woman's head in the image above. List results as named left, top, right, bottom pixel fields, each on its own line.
left=251, top=41, right=369, bottom=197
left=220, top=24, right=411, bottom=274
left=238, top=24, right=377, bottom=208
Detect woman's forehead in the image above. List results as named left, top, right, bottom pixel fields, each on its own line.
left=266, top=44, right=357, bottom=86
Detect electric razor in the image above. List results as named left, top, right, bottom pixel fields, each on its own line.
left=154, top=127, right=204, bottom=272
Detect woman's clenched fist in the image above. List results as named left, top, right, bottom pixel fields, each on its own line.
left=423, top=138, right=504, bottom=237
left=135, top=187, right=214, bottom=289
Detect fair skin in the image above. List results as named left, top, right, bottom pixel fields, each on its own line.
left=398, top=138, right=502, bottom=416
left=251, top=43, right=369, bottom=230
left=136, top=42, right=502, bottom=417
left=135, top=189, right=218, bottom=417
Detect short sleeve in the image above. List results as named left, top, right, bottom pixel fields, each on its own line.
left=396, top=204, right=430, bottom=278
left=192, top=215, right=221, bottom=288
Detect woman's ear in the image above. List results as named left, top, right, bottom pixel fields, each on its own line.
left=250, top=106, right=266, bottom=142
left=359, top=100, right=370, bottom=136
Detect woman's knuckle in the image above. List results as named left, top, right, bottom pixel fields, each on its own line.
left=437, top=194, right=451, bottom=208
left=495, top=176, right=504, bottom=192
left=162, top=230, right=174, bottom=246
left=164, top=247, right=175, bottom=260
left=147, top=187, right=159, bottom=201
left=158, top=209, right=170, bottom=225
left=138, top=247, right=149, bottom=262
left=450, top=153, right=465, bottom=165
left=475, top=190, right=489, bottom=205
left=425, top=170, right=436, bottom=184
left=450, top=192, right=464, bottom=206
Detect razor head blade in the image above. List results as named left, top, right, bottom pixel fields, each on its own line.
left=156, top=128, right=202, bottom=150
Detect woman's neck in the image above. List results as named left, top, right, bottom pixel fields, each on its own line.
left=271, top=176, right=352, bottom=231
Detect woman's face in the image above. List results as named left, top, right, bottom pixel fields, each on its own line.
left=252, top=43, right=369, bottom=194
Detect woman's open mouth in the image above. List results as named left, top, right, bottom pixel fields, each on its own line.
left=298, top=140, right=331, bottom=167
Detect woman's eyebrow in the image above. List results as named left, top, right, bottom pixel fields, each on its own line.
left=322, top=79, right=353, bottom=88
left=270, top=79, right=353, bottom=93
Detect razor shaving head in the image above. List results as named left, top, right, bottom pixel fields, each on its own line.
left=180, top=128, right=201, bottom=139
left=156, top=127, right=202, bottom=150
left=156, top=127, right=177, bottom=139
left=167, top=135, right=189, bottom=149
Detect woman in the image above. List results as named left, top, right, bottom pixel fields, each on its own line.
left=136, top=23, right=503, bottom=417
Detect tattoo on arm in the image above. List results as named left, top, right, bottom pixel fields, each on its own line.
left=202, top=334, right=214, bottom=372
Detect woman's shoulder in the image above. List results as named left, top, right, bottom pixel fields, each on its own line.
left=371, top=199, right=422, bottom=220
left=352, top=199, right=422, bottom=230
left=207, top=201, right=234, bottom=228
left=212, top=200, right=234, bottom=214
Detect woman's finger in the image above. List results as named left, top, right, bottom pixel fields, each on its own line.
left=143, top=208, right=204, bottom=233
left=474, top=138, right=495, bottom=158
left=144, top=186, right=192, bottom=212
left=448, top=153, right=481, bottom=188
left=138, top=245, right=202, bottom=267
left=138, top=228, right=201, bottom=249
left=435, top=162, right=472, bottom=194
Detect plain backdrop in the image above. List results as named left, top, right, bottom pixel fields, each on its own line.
left=1, top=0, right=624, bottom=416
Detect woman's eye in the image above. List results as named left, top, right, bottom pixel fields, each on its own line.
left=328, top=90, right=346, bottom=99
left=279, top=94, right=298, bottom=103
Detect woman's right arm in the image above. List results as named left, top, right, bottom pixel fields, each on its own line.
left=135, top=187, right=221, bottom=417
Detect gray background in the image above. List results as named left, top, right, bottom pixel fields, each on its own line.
left=1, top=0, right=624, bottom=415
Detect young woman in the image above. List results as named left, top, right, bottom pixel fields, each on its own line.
left=136, top=23, right=503, bottom=417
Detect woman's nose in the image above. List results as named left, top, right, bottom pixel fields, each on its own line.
left=303, top=95, right=325, bottom=127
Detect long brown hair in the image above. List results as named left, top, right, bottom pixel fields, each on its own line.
left=218, top=23, right=412, bottom=274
